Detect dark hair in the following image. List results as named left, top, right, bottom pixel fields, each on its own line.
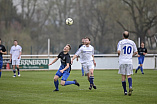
left=14, top=40, right=18, bottom=42
left=123, top=32, right=129, bottom=38
left=141, top=42, right=145, bottom=44
left=67, top=44, right=71, bottom=50
left=84, top=37, right=90, bottom=41
left=0, top=38, right=1, bottom=41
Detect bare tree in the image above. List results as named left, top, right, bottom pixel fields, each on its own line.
left=117, top=0, right=157, bottom=42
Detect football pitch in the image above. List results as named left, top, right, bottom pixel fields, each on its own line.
left=0, top=70, right=157, bottom=104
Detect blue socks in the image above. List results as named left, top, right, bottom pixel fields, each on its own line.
left=17, top=68, right=20, bottom=75
left=128, top=78, right=132, bottom=88
left=82, top=67, right=84, bottom=76
left=54, top=80, right=59, bottom=90
left=13, top=69, right=16, bottom=76
left=89, top=76, right=94, bottom=85
left=122, top=81, right=127, bottom=92
left=65, top=81, right=75, bottom=86
left=140, top=66, right=143, bottom=73
left=136, top=66, right=140, bottom=71
left=0, top=71, right=1, bottom=78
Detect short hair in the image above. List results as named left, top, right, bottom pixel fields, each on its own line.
left=0, top=38, right=1, bottom=41
left=66, top=44, right=71, bottom=50
left=84, top=37, right=90, bottom=41
left=123, top=31, right=129, bottom=38
left=141, top=42, right=145, bottom=44
left=14, top=40, right=18, bottom=42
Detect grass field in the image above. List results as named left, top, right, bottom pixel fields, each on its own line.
left=0, top=69, right=157, bottom=104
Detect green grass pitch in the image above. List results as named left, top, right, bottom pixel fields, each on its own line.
left=0, top=70, right=157, bottom=104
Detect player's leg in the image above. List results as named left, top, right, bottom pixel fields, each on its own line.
left=89, top=68, right=96, bottom=90
left=12, top=60, right=16, bottom=77
left=16, top=65, right=20, bottom=76
left=135, top=57, right=141, bottom=73
left=127, top=64, right=133, bottom=96
left=122, top=75, right=127, bottom=95
left=140, top=56, right=144, bottom=74
left=81, top=67, right=84, bottom=76
left=53, top=75, right=60, bottom=91
left=61, top=71, right=80, bottom=86
left=119, top=64, right=127, bottom=95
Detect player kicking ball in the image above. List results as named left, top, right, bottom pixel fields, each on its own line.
left=48, top=44, right=80, bottom=92
left=72, top=37, right=97, bottom=90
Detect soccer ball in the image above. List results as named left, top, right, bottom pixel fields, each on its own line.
left=66, top=18, right=73, bottom=25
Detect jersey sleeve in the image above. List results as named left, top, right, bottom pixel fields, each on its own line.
left=57, top=52, right=62, bottom=58
left=92, top=47, right=94, bottom=55
left=145, top=48, right=147, bottom=53
left=75, top=47, right=82, bottom=56
left=2, top=45, right=6, bottom=52
left=133, top=42, right=137, bottom=52
left=117, top=41, right=121, bottom=51
left=19, top=46, right=22, bottom=52
left=10, top=47, right=12, bottom=54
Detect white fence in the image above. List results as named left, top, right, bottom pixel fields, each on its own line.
left=3, top=54, right=157, bottom=70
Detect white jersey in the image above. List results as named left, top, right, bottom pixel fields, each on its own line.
left=117, top=39, right=137, bottom=64
left=10, top=45, right=22, bottom=60
left=75, top=45, right=94, bottom=63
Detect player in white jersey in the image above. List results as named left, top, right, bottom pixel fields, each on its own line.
left=10, top=40, right=22, bottom=77
left=72, top=37, right=97, bottom=90
left=117, top=31, right=137, bottom=96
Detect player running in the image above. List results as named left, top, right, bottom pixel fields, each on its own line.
left=135, top=42, right=147, bottom=74
left=117, top=31, right=137, bottom=96
left=48, top=44, right=80, bottom=92
left=77, top=38, right=85, bottom=76
left=72, top=37, right=97, bottom=90
left=0, top=38, right=7, bottom=78
left=10, top=40, right=22, bottom=77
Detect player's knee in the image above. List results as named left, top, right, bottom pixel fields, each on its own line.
left=54, top=77, right=58, bottom=81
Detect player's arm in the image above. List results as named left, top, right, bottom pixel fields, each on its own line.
left=60, top=63, right=70, bottom=73
left=18, top=51, right=22, bottom=59
left=117, top=41, right=121, bottom=56
left=143, top=48, right=147, bottom=55
left=0, top=46, right=7, bottom=54
left=133, top=43, right=138, bottom=56
left=0, top=50, right=7, bottom=54
left=117, top=50, right=120, bottom=56
left=132, top=51, right=138, bottom=56
left=71, top=48, right=82, bottom=64
left=92, top=55, right=96, bottom=66
left=48, top=57, right=59, bottom=66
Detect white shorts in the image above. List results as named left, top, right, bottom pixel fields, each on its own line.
left=82, top=61, right=94, bottom=74
left=12, top=59, right=20, bottom=65
left=118, top=64, right=133, bottom=75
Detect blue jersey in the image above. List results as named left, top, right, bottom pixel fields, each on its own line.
left=0, top=44, right=6, bottom=61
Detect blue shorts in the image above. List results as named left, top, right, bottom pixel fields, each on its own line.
left=138, top=56, right=145, bottom=64
left=0, top=60, right=3, bottom=69
left=55, top=65, right=70, bottom=81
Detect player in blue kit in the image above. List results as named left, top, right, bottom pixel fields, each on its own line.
left=0, top=39, right=7, bottom=78
left=135, top=42, right=147, bottom=74
left=48, top=44, right=80, bottom=91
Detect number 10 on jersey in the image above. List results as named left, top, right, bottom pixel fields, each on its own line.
left=123, top=46, right=132, bottom=54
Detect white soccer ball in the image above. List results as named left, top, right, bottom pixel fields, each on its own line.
left=66, top=18, right=73, bottom=25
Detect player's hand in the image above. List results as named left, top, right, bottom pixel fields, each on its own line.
left=71, top=60, right=73, bottom=65
left=60, top=70, right=64, bottom=73
left=143, top=53, right=146, bottom=55
left=48, top=63, right=52, bottom=66
left=18, top=56, right=20, bottom=59
left=137, top=55, right=140, bottom=57
left=76, top=58, right=78, bottom=61
left=0, top=50, right=2, bottom=53
left=94, top=62, right=96, bottom=67
left=10, top=59, right=12, bottom=62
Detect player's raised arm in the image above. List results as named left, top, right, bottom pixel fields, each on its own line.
left=48, top=57, right=59, bottom=66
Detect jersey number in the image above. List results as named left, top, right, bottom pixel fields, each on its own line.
left=123, top=46, right=132, bottom=54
